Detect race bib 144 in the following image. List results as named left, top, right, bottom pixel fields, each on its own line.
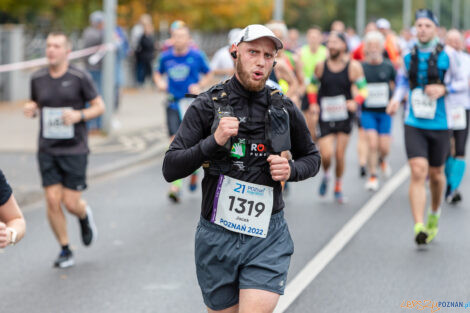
left=42, top=107, right=74, bottom=139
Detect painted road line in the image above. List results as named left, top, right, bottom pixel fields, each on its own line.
left=274, top=165, right=410, bottom=313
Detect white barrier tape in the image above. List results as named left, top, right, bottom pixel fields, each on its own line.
left=0, top=43, right=115, bottom=73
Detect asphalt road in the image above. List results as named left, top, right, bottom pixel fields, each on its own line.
left=1, top=116, right=469, bottom=313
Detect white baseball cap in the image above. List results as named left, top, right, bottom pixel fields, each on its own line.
left=235, top=24, right=283, bottom=50
left=376, top=18, right=391, bottom=30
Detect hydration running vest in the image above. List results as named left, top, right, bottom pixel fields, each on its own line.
left=201, top=81, right=291, bottom=176
left=409, top=43, right=444, bottom=89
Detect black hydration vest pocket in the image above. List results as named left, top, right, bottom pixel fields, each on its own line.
left=266, top=104, right=291, bottom=154
left=211, top=104, right=235, bottom=151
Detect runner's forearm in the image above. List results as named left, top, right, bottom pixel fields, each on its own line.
left=163, top=100, right=219, bottom=182
left=163, top=135, right=219, bottom=182
left=82, top=96, right=105, bottom=120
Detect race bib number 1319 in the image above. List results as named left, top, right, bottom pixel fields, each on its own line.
left=211, top=175, right=273, bottom=238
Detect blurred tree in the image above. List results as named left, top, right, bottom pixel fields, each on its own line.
left=0, top=0, right=461, bottom=33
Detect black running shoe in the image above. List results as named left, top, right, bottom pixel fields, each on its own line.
left=414, top=223, right=428, bottom=245
left=53, top=249, right=75, bottom=268
left=79, top=206, right=97, bottom=246
left=360, top=166, right=367, bottom=178
left=450, top=191, right=462, bottom=204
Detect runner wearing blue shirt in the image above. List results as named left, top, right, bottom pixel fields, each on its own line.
left=388, top=10, right=465, bottom=245
left=153, top=22, right=212, bottom=202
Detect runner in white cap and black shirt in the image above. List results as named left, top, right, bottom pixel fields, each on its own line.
left=24, top=32, right=104, bottom=267
left=163, top=24, right=320, bottom=313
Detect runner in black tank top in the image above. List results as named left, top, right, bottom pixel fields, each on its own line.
left=313, top=31, right=367, bottom=204
left=318, top=61, right=352, bottom=102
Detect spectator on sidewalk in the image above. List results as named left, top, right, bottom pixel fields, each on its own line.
left=135, top=17, right=156, bottom=87
left=114, top=25, right=129, bottom=112
left=0, top=169, right=25, bottom=248
left=130, top=14, right=152, bottom=85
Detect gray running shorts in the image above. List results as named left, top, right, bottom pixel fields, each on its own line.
left=194, top=210, right=294, bottom=311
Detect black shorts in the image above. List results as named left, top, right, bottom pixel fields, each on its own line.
left=317, top=112, right=355, bottom=138
left=404, top=125, right=451, bottom=167
left=452, top=110, right=470, bottom=157
left=37, top=153, right=88, bottom=191
left=167, top=106, right=182, bottom=137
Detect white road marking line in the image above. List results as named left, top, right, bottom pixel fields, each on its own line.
left=274, top=165, right=410, bottom=313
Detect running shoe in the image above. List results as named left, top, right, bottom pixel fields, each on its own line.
left=360, top=166, right=367, bottom=178
left=168, top=188, right=181, bottom=203
left=319, top=176, right=329, bottom=196
left=365, top=176, right=379, bottom=191
left=414, top=222, right=428, bottom=245
left=446, top=190, right=462, bottom=205
left=380, top=161, right=392, bottom=178
left=189, top=173, right=198, bottom=192
left=334, top=190, right=347, bottom=204
left=53, top=249, right=75, bottom=268
left=79, top=206, right=97, bottom=246
left=450, top=191, right=462, bottom=204
left=425, top=212, right=439, bottom=243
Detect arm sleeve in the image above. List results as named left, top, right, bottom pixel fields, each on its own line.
left=0, top=170, right=13, bottom=206
left=162, top=95, right=220, bottom=182
left=392, top=65, right=409, bottom=102
left=286, top=101, right=321, bottom=182
left=444, top=51, right=469, bottom=94
left=305, top=74, right=320, bottom=104
left=354, top=76, right=368, bottom=105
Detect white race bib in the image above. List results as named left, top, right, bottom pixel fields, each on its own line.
left=211, top=175, right=273, bottom=238
left=365, top=83, right=389, bottom=108
left=321, top=95, right=348, bottom=122
left=178, top=98, right=193, bottom=120
left=450, top=106, right=467, bottom=130
left=411, top=89, right=437, bottom=119
left=42, top=107, right=74, bottom=139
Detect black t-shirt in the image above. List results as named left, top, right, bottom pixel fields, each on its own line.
left=0, top=169, right=12, bottom=206
left=31, top=65, right=98, bottom=155
left=163, top=76, right=321, bottom=220
left=361, top=60, right=396, bottom=113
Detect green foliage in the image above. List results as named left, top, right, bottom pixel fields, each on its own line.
left=0, top=0, right=466, bottom=33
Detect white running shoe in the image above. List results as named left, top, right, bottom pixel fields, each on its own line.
left=365, top=176, right=379, bottom=191
left=380, top=162, right=392, bottom=178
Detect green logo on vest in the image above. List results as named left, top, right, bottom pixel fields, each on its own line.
left=230, top=139, right=246, bottom=159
